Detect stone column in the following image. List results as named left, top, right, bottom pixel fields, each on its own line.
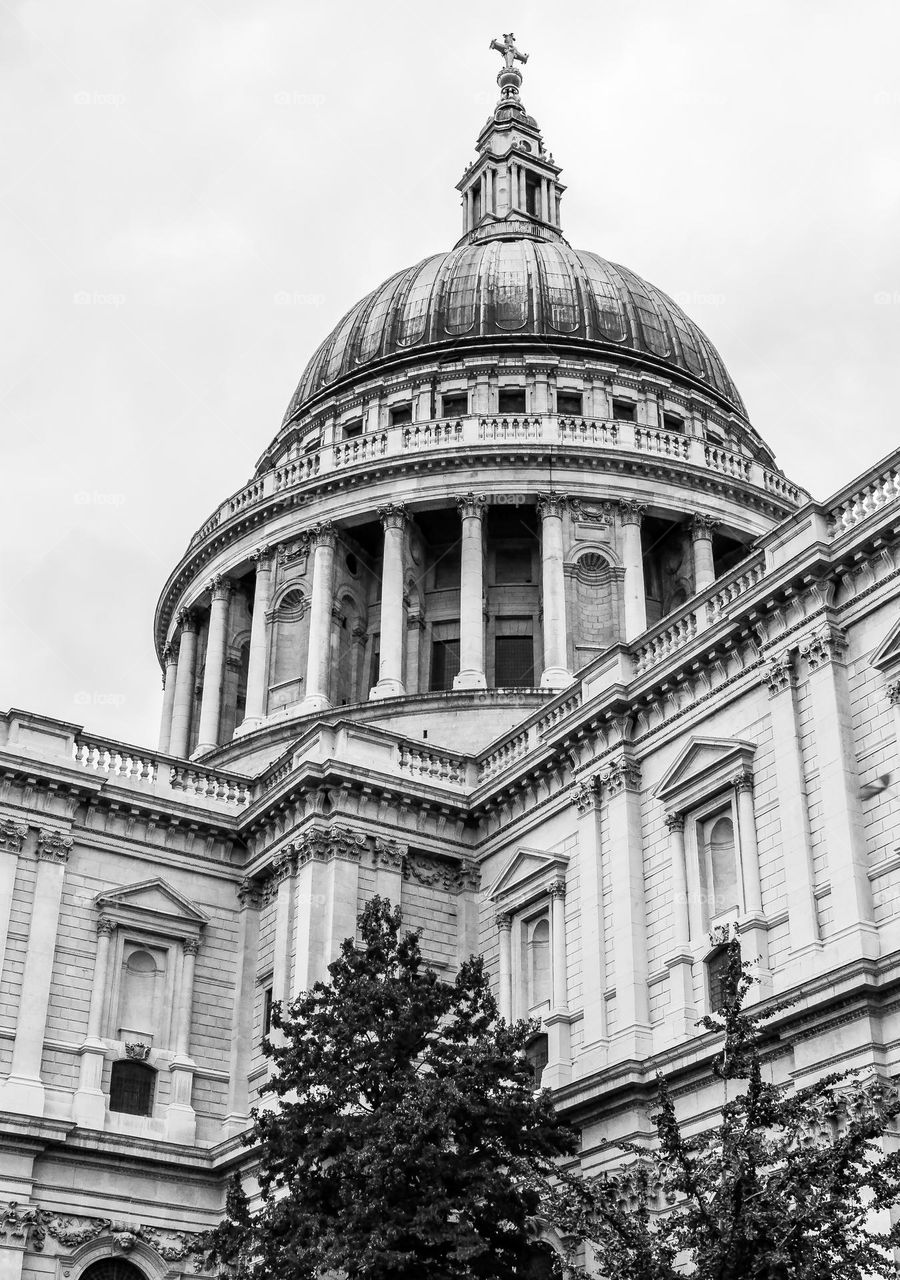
left=572, top=778, right=607, bottom=1071
left=536, top=494, right=573, bottom=689
left=454, top=493, right=487, bottom=690
left=168, top=609, right=199, bottom=758
left=603, top=756, right=652, bottom=1060
left=224, top=879, right=262, bottom=1137
left=350, top=621, right=369, bottom=702
left=800, top=625, right=877, bottom=960
left=691, top=515, right=719, bottom=592
left=157, top=642, right=179, bottom=753
left=619, top=501, right=647, bottom=640
left=0, top=820, right=27, bottom=994
left=303, top=522, right=337, bottom=712
left=73, top=916, right=117, bottom=1128
left=543, top=879, right=571, bottom=1089
left=496, top=913, right=513, bottom=1020
left=764, top=652, right=820, bottom=968
left=242, top=546, right=274, bottom=731
left=662, top=813, right=696, bottom=1043
left=195, top=576, right=233, bottom=755
left=0, top=830, right=72, bottom=1116
left=167, top=936, right=200, bottom=1143
left=540, top=177, right=549, bottom=221
left=371, top=504, right=408, bottom=699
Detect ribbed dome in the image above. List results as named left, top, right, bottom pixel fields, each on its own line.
left=282, top=238, right=746, bottom=425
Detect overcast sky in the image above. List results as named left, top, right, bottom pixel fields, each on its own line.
left=1, top=0, right=898, bottom=748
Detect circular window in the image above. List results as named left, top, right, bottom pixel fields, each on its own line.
left=80, top=1261, right=148, bottom=1280
left=345, top=553, right=358, bottom=577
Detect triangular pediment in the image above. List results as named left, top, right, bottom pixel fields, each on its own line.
left=95, top=878, right=209, bottom=928
left=871, top=616, right=900, bottom=672
left=488, top=846, right=568, bottom=907
left=654, top=737, right=756, bottom=810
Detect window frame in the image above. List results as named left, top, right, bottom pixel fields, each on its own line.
left=685, top=791, right=743, bottom=936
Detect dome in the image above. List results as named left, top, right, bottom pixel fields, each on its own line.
left=281, top=238, right=747, bottom=426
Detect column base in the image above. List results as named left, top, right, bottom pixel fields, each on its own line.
left=370, top=679, right=405, bottom=700
left=190, top=743, right=218, bottom=760
left=233, top=716, right=265, bottom=737
left=540, top=667, right=573, bottom=690
left=453, top=669, right=487, bottom=690
left=0, top=1073, right=45, bottom=1117
left=300, top=693, right=332, bottom=714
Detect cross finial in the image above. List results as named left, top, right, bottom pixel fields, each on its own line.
left=490, top=33, right=528, bottom=71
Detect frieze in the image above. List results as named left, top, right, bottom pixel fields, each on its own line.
left=600, top=757, right=641, bottom=796
left=0, top=817, right=28, bottom=853
left=276, top=534, right=310, bottom=568
left=0, top=1202, right=204, bottom=1268
left=402, top=850, right=479, bottom=893
left=372, top=837, right=405, bottom=870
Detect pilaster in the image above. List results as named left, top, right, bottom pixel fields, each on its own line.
left=571, top=776, right=607, bottom=1072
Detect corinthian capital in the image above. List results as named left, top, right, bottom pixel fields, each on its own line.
left=208, top=574, right=234, bottom=602
left=456, top=492, right=488, bottom=520
left=176, top=607, right=199, bottom=634
left=0, top=818, right=28, bottom=853
left=310, top=520, right=337, bottom=550
left=800, top=625, right=848, bottom=671
left=536, top=492, right=571, bottom=521
left=36, top=830, right=73, bottom=863
left=378, top=503, right=408, bottom=531
left=617, top=499, right=646, bottom=527
left=690, top=513, right=720, bottom=541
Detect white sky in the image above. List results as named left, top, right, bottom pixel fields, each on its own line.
left=1, top=0, right=898, bottom=747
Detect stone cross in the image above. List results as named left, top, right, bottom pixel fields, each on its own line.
left=490, top=33, right=528, bottom=70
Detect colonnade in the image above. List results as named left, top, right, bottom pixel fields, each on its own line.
left=158, top=499, right=722, bottom=757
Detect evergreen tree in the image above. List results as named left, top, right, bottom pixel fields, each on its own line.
left=564, top=939, right=900, bottom=1279
left=203, top=897, right=577, bottom=1279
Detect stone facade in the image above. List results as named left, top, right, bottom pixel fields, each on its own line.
left=3, top=41, right=900, bottom=1280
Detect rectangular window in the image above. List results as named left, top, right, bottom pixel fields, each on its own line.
left=663, top=413, right=684, bottom=433
left=304, top=436, right=322, bottom=454
left=472, top=187, right=482, bottom=222
left=441, top=392, right=468, bottom=418
left=612, top=398, right=636, bottom=422
left=342, top=420, right=363, bottom=439
left=494, top=635, right=535, bottom=688
left=430, top=637, right=460, bottom=691
left=389, top=403, right=412, bottom=426
left=432, top=544, right=461, bottom=590
left=706, top=428, right=724, bottom=446
left=525, top=177, right=540, bottom=217
left=707, top=947, right=736, bottom=1014
left=498, top=388, right=527, bottom=415
left=557, top=391, right=583, bottom=416
left=494, top=545, right=533, bottom=584
left=263, top=986, right=274, bottom=1039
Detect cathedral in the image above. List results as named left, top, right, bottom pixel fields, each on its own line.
left=2, top=34, right=900, bottom=1279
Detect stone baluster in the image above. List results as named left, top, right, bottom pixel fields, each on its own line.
left=195, top=576, right=233, bottom=755
left=168, top=609, right=199, bottom=758
left=691, top=514, right=719, bottom=592
left=454, top=493, right=487, bottom=689
left=619, top=500, right=647, bottom=640
left=536, top=494, right=573, bottom=690
left=0, top=830, right=72, bottom=1116
left=157, top=642, right=179, bottom=753
left=241, top=545, right=275, bottom=731
left=73, top=916, right=117, bottom=1128
left=371, top=504, right=408, bottom=699
left=304, top=522, right=338, bottom=711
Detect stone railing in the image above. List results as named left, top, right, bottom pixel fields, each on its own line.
left=187, top=415, right=809, bottom=548
left=535, top=690, right=582, bottom=738
left=706, top=554, right=766, bottom=623
left=827, top=457, right=900, bottom=538
left=633, top=611, right=699, bottom=677
left=72, top=735, right=252, bottom=807
left=398, top=744, right=467, bottom=786
left=479, top=728, right=533, bottom=782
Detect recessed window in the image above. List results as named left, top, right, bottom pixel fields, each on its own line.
left=472, top=186, right=482, bottom=222
left=441, top=392, right=468, bottom=418
left=663, top=413, right=684, bottom=433
left=528, top=917, right=551, bottom=1007
left=303, top=436, right=322, bottom=454
left=432, top=544, right=461, bottom=590
left=342, top=420, right=363, bottom=440
left=494, top=545, right=533, bottom=584
left=389, top=403, right=412, bottom=426
left=557, top=391, right=583, bottom=416
left=109, top=1060, right=156, bottom=1117
left=698, top=811, right=739, bottom=926
left=525, top=176, right=541, bottom=217
left=430, top=637, right=460, bottom=691
left=706, top=428, right=724, bottom=446
left=498, top=388, right=527, bottom=415
left=706, top=945, right=737, bottom=1014
left=262, top=986, right=274, bottom=1046
left=525, top=1033, right=549, bottom=1088
left=345, top=552, right=358, bottom=577
left=494, top=634, right=535, bottom=688
left=612, top=398, right=636, bottom=422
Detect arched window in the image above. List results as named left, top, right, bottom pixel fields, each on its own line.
left=117, top=948, right=159, bottom=1041
left=80, top=1262, right=147, bottom=1280
left=528, top=918, right=551, bottom=1008
left=698, top=811, right=739, bottom=925
left=109, top=1060, right=156, bottom=1116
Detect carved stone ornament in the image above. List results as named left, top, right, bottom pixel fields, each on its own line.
left=456, top=491, right=488, bottom=520
left=124, top=1042, right=151, bottom=1061
left=600, top=757, right=642, bottom=797
left=309, top=520, right=337, bottom=550
left=96, top=916, right=116, bottom=937
left=161, top=641, right=179, bottom=667
left=182, top=937, right=201, bottom=957
left=296, top=824, right=367, bottom=865
left=250, top=542, right=272, bottom=566
left=663, top=811, right=685, bottom=833
left=617, top=498, right=646, bottom=527
left=0, top=818, right=28, bottom=853
left=495, top=911, right=513, bottom=933
left=378, top=502, right=408, bottom=531
left=536, top=492, right=571, bottom=521
left=887, top=679, right=900, bottom=707
left=403, top=850, right=471, bottom=892
left=35, top=830, right=73, bottom=863
left=549, top=878, right=566, bottom=900
left=763, top=650, right=795, bottom=697
left=0, top=1201, right=204, bottom=1265
left=708, top=923, right=732, bottom=948
left=276, top=533, right=310, bottom=567
left=800, top=625, right=848, bottom=671
left=207, top=573, right=234, bottom=601
left=176, top=607, right=198, bottom=633
left=372, top=837, right=405, bottom=870
left=572, top=775, right=601, bottom=813
left=236, top=876, right=262, bottom=908
left=690, top=513, right=720, bottom=541
left=731, top=768, right=754, bottom=794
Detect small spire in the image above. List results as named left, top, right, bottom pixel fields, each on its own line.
left=489, top=33, right=529, bottom=102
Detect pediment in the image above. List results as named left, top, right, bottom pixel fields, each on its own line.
left=488, top=846, right=568, bottom=908
left=95, top=878, right=209, bottom=931
left=654, top=736, right=756, bottom=812
left=871, top=616, right=900, bottom=673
